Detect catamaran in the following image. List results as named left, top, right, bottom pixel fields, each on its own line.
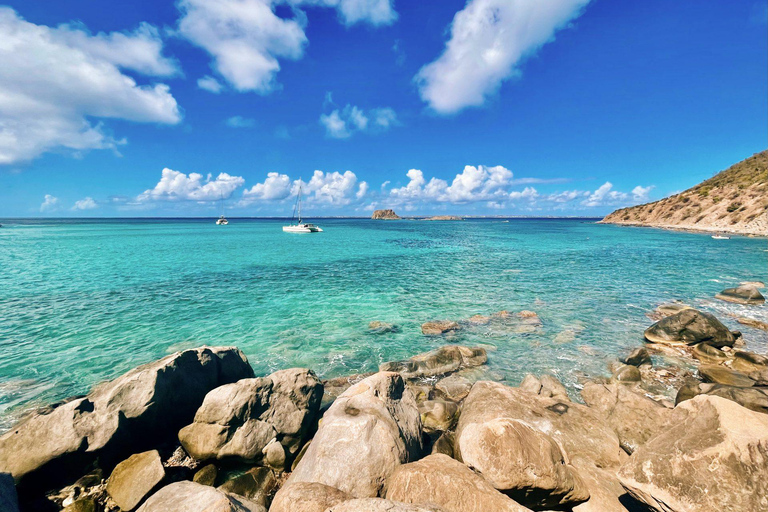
left=283, top=184, right=322, bottom=233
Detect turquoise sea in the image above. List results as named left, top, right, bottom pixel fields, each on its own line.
left=0, top=218, right=766, bottom=431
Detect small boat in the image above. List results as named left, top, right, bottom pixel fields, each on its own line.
left=283, top=184, right=322, bottom=233
left=216, top=215, right=228, bottom=225
left=711, top=235, right=730, bottom=240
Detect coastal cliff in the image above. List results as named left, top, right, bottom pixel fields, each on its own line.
left=601, top=150, right=768, bottom=235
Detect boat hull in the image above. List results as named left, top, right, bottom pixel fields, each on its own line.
left=283, top=225, right=322, bottom=233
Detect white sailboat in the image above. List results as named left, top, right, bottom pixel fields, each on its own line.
left=216, top=195, right=228, bottom=225
left=283, top=184, right=322, bottom=233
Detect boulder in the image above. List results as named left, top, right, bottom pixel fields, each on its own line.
left=380, top=345, right=487, bottom=379
left=621, top=348, right=651, bottom=367
left=539, top=375, right=570, bottom=400
left=455, top=382, right=624, bottom=470
left=581, top=383, right=672, bottom=455
left=715, top=285, right=765, bottom=305
left=420, top=321, right=461, bottom=336
left=0, top=473, right=19, bottom=512
left=737, top=316, right=768, bottom=331
left=325, top=498, right=446, bottom=511
left=218, top=467, right=276, bottom=507
left=691, top=343, right=729, bottom=364
left=0, top=347, right=253, bottom=491
left=418, top=400, right=459, bottom=433
left=430, top=432, right=454, bottom=457
left=618, top=395, right=768, bottom=512
left=643, top=309, right=735, bottom=347
left=385, top=454, right=531, bottom=512
left=457, top=417, right=589, bottom=508
left=136, top=481, right=265, bottom=512
left=698, top=365, right=755, bottom=387
left=675, top=381, right=768, bottom=414
left=270, top=482, right=350, bottom=512
left=193, top=464, right=218, bottom=486
left=371, top=209, right=401, bottom=220
left=570, top=461, right=636, bottom=512
left=612, top=365, right=641, bottom=383
left=178, top=368, right=322, bottom=468
left=287, top=372, right=422, bottom=498
left=731, top=350, right=768, bottom=372
left=369, top=322, right=399, bottom=334
left=106, top=450, right=165, bottom=511
left=518, top=374, right=543, bottom=395
left=433, top=375, right=472, bottom=402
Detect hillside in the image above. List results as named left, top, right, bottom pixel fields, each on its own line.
left=601, top=150, right=768, bottom=236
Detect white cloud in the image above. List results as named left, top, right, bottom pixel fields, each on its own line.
left=320, top=104, right=398, bottom=138
left=631, top=185, right=654, bottom=202
left=0, top=8, right=181, bottom=164
left=390, top=165, right=514, bottom=203
left=40, top=194, right=59, bottom=212
left=72, top=197, right=98, bottom=210
left=243, top=172, right=293, bottom=200
left=416, top=0, right=590, bottom=114
left=138, top=168, right=245, bottom=202
left=198, top=75, right=224, bottom=93
left=225, top=116, right=256, bottom=128
left=302, top=170, right=368, bottom=205
left=177, top=0, right=396, bottom=94
left=508, top=187, right=539, bottom=201
left=582, top=181, right=627, bottom=207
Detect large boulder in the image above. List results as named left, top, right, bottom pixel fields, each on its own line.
left=136, top=481, right=265, bottom=512
left=698, top=365, right=755, bottom=387
left=270, top=482, right=350, bottom=512
left=455, top=382, right=624, bottom=470
left=418, top=400, right=459, bottom=434
left=325, top=498, right=445, bottom=512
left=643, top=309, right=736, bottom=347
left=380, top=345, right=487, bottom=379
left=179, top=368, right=322, bottom=468
left=386, top=454, right=531, bottom=512
left=618, top=395, right=768, bottom=512
left=715, top=285, right=765, bottom=305
left=433, top=375, right=472, bottom=402
left=106, top=450, right=165, bottom=511
left=581, top=383, right=672, bottom=454
left=218, top=467, right=276, bottom=507
left=0, top=347, right=253, bottom=492
left=457, top=417, right=589, bottom=508
left=287, top=372, right=422, bottom=498
left=675, top=381, right=768, bottom=414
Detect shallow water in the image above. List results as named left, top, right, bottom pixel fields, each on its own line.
left=0, top=218, right=766, bottom=430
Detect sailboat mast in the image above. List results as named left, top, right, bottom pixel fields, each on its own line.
left=297, top=185, right=302, bottom=223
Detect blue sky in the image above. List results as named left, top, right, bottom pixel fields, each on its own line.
left=0, top=0, right=766, bottom=217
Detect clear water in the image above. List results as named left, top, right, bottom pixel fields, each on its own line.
left=0, top=218, right=766, bottom=430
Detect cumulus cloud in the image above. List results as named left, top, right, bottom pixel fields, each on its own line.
left=138, top=168, right=245, bottom=202
left=416, top=0, right=590, bottom=114
left=582, top=181, right=627, bottom=207
left=225, top=116, right=256, bottom=128
left=197, top=75, right=224, bottom=93
left=631, top=185, right=654, bottom=202
left=320, top=105, right=398, bottom=138
left=243, top=172, right=293, bottom=200
left=177, top=0, right=396, bottom=94
left=0, top=7, right=181, bottom=164
left=40, top=194, right=59, bottom=212
left=390, top=165, right=514, bottom=203
left=72, top=197, right=98, bottom=210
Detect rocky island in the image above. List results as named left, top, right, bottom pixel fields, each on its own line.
left=371, top=209, right=401, bottom=220
left=1, top=284, right=767, bottom=512
left=601, top=150, right=768, bottom=235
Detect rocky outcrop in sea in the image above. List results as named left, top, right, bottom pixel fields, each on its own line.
left=1, top=305, right=768, bottom=512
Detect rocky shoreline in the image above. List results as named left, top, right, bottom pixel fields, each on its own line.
left=0, top=286, right=767, bottom=512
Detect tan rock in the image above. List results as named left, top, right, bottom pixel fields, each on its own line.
left=325, top=498, right=446, bottom=511
left=136, top=481, right=266, bottom=512
left=418, top=400, right=459, bottom=433
left=715, top=285, right=765, bottom=305
left=106, top=450, right=165, bottom=511
left=433, top=375, right=472, bottom=402
left=644, top=309, right=735, bottom=347
left=385, top=454, right=531, bottom=512
left=270, top=482, right=350, bottom=512
left=379, top=345, right=487, bottom=379
left=420, top=321, right=461, bottom=336
left=698, top=365, right=755, bottom=387
left=618, top=395, right=768, bottom=512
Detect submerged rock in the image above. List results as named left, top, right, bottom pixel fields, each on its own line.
left=736, top=316, right=768, bottom=331
left=581, top=383, right=672, bottom=455
left=715, top=285, right=765, bottom=305
left=644, top=309, right=736, bottom=347
left=270, top=482, right=350, bottom=512
left=136, top=481, right=265, bottom=512
left=618, top=395, right=768, bottom=512
left=386, top=454, right=531, bottom=512
left=379, top=345, right=487, bottom=379
left=178, top=368, right=322, bottom=468
left=368, top=321, right=400, bottom=334
left=0, top=346, right=253, bottom=492
left=287, top=372, right=422, bottom=498
left=106, top=450, right=165, bottom=511
left=420, top=321, right=461, bottom=336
